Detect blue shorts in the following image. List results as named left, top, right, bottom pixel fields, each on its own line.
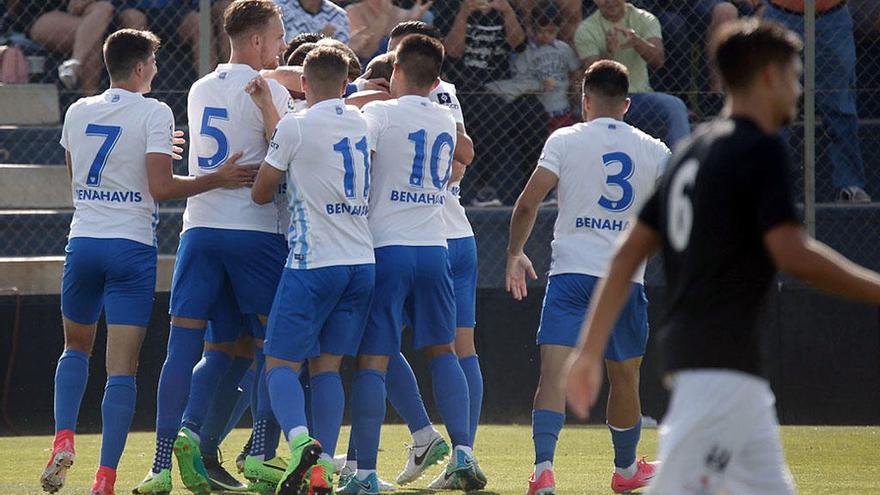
left=264, top=265, right=375, bottom=362
left=359, top=246, right=455, bottom=356
left=170, top=228, right=287, bottom=321
left=61, top=237, right=157, bottom=327
left=204, top=278, right=249, bottom=344
left=448, top=236, right=477, bottom=328
left=537, top=273, right=649, bottom=361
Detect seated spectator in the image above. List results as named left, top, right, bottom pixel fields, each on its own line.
left=6, top=0, right=142, bottom=95
left=438, top=0, right=546, bottom=205
left=764, top=0, right=870, bottom=202
left=575, top=0, right=690, bottom=147
left=485, top=2, right=581, bottom=134
left=514, top=0, right=582, bottom=44
left=115, top=0, right=230, bottom=77
left=274, top=0, right=350, bottom=44
left=346, top=0, right=433, bottom=64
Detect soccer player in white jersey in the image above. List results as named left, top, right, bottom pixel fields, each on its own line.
left=338, top=35, right=482, bottom=495
left=250, top=45, right=376, bottom=495
left=135, top=2, right=292, bottom=494
left=506, top=61, right=670, bottom=495
left=42, top=29, right=254, bottom=495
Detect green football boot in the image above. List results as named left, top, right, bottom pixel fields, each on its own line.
left=173, top=427, right=211, bottom=495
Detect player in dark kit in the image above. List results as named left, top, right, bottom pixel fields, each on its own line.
left=566, top=18, right=880, bottom=495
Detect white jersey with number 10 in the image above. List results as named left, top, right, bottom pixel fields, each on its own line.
left=538, top=117, right=670, bottom=282
left=363, top=96, right=458, bottom=248
left=183, top=63, right=292, bottom=234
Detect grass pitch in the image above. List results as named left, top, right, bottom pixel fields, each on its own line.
left=1, top=425, right=876, bottom=494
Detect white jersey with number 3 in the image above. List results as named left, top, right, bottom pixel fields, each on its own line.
left=264, top=99, right=374, bottom=269
left=60, top=88, right=174, bottom=247
left=363, top=96, right=457, bottom=248
left=538, top=118, right=670, bottom=282
left=183, top=63, right=292, bottom=234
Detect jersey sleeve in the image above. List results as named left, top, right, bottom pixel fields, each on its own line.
left=536, top=131, right=566, bottom=177
left=59, top=101, right=78, bottom=150
left=753, top=137, right=799, bottom=233
left=446, top=91, right=465, bottom=125
left=264, top=116, right=301, bottom=172
left=361, top=102, right=388, bottom=152
left=638, top=188, right=662, bottom=231
left=269, top=80, right=294, bottom=116
left=145, top=102, right=175, bottom=156
left=651, top=140, right=672, bottom=180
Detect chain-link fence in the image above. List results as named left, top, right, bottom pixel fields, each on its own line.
left=1, top=0, right=879, bottom=285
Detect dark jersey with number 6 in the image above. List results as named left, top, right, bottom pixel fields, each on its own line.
left=638, top=117, right=800, bottom=376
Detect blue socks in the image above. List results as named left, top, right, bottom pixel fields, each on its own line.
left=430, top=353, right=471, bottom=448
left=266, top=366, right=308, bottom=437
left=609, top=419, right=642, bottom=469
left=459, top=355, right=483, bottom=446
left=533, top=409, right=565, bottom=464
left=99, top=375, right=136, bottom=469
left=199, top=356, right=252, bottom=456
left=386, top=352, right=432, bottom=434
left=250, top=345, right=280, bottom=459
left=350, top=369, right=386, bottom=470
left=153, top=325, right=205, bottom=472
left=310, top=371, right=344, bottom=457
left=223, top=366, right=256, bottom=440
left=182, top=350, right=233, bottom=436
left=54, top=349, right=89, bottom=432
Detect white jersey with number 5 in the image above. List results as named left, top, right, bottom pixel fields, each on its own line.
left=60, top=88, right=174, bottom=247
left=183, top=63, right=292, bottom=234
left=363, top=96, right=457, bottom=248
left=430, top=80, right=474, bottom=240
left=264, top=99, right=374, bottom=269
left=538, top=117, right=670, bottom=282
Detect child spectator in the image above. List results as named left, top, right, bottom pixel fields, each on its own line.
left=485, top=2, right=581, bottom=133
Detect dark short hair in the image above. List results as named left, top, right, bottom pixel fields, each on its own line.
left=303, top=46, right=350, bottom=90
left=389, top=21, right=442, bottom=41
left=365, top=52, right=395, bottom=81
left=317, top=38, right=361, bottom=81
left=532, top=2, right=561, bottom=27
left=710, top=18, right=802, bottom=92
left=283, top=32, right=324, bottom=65
left=223, top=0, right=281, bottom=39
left=103, top=29, right=161, bottom=80
left=394, top=34, right=444, bottom=88
left=287, top=42, right=318, bottom=66
left=581, top=60, right=629, bottom=100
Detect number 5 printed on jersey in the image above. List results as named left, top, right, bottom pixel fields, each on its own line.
left=85, top=124, right=122, bottom=187
left=198, top=107, right=229, bottom=169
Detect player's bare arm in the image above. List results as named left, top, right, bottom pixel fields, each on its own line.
left=764, top=223, right=880, bottom=304
left=246, top=76, right=282, bottom=141
left=346, top=90, right=393, bottom=108
left=146, top=151, right=256, bottom=201
left=506, top=167, right=558, bottom=300
left=261, top=66, right=304, bottom=93
left=251, top=162, right=285, bottom=205
left=453, top=123, right=474, bottom=165
left=564, top=222, right=659, bottom=420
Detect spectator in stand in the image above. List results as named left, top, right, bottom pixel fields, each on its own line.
left=764, top=0, right=871, bottom=202
left=575, top=0, right=690, bottom=148
left=346, top=0, right=433, bottom=65
left=514, top=0, right=581, bottom=44
left=6, top=0, right=143, bottom=95
left=438, top=0, right=545, bottom=205
left=274, top=0, right=350, bottom=44
left=115, top=0, right=231, bottom=76
left=485, top=2, right=581, bottom=134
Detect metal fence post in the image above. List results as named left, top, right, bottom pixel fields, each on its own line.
left=199, top=0, right=212, bottom=77
left=804, top=0, right=816, bottom=236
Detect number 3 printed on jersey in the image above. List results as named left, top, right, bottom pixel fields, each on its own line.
left=599, top=152, right=635, bottom=212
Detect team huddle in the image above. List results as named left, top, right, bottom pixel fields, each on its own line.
left=36, top=0, right=880, bottom=493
